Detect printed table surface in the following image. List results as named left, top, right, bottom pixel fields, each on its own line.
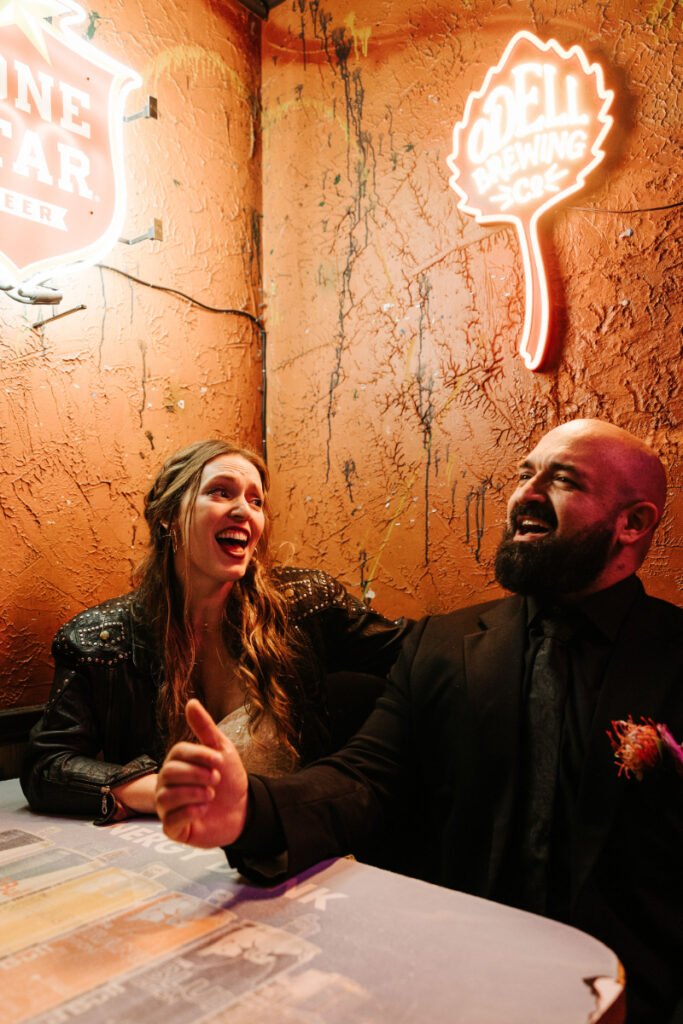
left=0, top=779, right=623, bottom=1024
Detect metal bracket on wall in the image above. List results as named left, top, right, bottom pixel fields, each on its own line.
left=32, top=304, right=87, bottom=330
left=124, top=96, right=158, bottom=122
left=119, top=219, right=163, bottom=246
left=1, top=280, right=63, bottom=306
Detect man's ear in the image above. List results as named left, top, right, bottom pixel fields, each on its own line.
left=616, top=501, right=660, bottom=545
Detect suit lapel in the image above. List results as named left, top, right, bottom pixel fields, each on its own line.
left=573, top=593, right=675, bottom=898
left=464, top=596, right=526, bottom=894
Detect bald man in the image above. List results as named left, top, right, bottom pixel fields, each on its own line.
left=157, top=420, right=682, bottom=1024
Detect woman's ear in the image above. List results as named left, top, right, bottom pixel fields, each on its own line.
left=616, top=501, right=660, bottom=545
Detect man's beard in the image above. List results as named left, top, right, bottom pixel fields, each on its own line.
left=494, top=503, right=615, bottom=597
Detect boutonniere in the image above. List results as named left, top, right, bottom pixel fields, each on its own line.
left=608, top=717, right=683, bottom=781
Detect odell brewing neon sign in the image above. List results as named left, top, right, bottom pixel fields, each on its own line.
left=0, top=0, right=141, bottom=289
left=447, top=31, right=614, bottom=370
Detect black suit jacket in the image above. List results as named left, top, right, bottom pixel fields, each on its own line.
left=240, top=582, right=683, bottom=1022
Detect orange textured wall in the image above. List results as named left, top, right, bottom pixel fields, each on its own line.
left=0, top=0, right=263, bottom=710
left=261, top=0, right=682, bottom=619
left=1, top=0, right=681, bottom=719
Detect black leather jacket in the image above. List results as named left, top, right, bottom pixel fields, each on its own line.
left=21, top=567, right=409, bottom=824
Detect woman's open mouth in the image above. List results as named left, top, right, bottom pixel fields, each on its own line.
left=216, top=528, right=250, bottom=554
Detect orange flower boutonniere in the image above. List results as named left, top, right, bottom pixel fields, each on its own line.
left=608, top=717, right=683, bottom=781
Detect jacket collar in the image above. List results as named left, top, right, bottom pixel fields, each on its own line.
left=572, top=586, right=676, bottom=899
left=464, top=595, right=526, bottom=894
left=461, top=586, right=676, bottom=904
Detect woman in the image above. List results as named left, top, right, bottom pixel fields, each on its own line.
left=21, top=440, right=409, bottom=823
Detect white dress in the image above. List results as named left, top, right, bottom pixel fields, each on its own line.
left=216, top=705, right=299, bottom=777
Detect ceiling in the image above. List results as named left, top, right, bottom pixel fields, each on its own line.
left=234, top=0, right=285, bottom=18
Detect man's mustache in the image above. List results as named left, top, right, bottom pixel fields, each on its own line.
left=508, top=501, right=558, bottom=532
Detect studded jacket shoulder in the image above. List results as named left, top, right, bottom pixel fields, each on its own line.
left=20, top=568, right=409, bottom=823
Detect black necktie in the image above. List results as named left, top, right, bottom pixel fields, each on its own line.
left=519, top=611, right=576, bottom=914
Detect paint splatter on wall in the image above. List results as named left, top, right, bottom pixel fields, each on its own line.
left=0, top=0, right=680, bottom=719
left=262, top=0, right=682, bottom=619
left=0, top=0, right=263, bottom=709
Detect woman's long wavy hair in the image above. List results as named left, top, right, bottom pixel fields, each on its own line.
left=134, top=439, right=300, bottom=764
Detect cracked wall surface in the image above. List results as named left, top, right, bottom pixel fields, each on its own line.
left=0, top=0, right=263, bottom=709
left=1, top=0, right=680, bottom=718
left=262, top=0, right=682, bottom=619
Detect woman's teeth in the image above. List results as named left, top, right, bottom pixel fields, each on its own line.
left=217, top=531, right=248, bottom=548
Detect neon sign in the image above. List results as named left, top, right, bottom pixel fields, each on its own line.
left=447, top=31, right=614, bottom=370
left=0, top=0, right=141, bottom=291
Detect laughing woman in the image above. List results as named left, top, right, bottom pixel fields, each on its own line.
left=21, top=440, right=409, bottom=823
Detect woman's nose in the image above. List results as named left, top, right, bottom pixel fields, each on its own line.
left=230, top=495, right=249, bottom=517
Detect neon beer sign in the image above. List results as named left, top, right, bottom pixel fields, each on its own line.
left=447, top=32, right=614, bottom=370
left=0, top=0, right=141, bottom=290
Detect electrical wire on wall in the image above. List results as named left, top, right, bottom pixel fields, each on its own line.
left=567, top=200, right=683, bottom=214
left=96, top=263, right=268, bottom=463
left=15, top=196, right=682, bottom=463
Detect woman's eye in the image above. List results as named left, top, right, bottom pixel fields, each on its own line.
left=250, top=496, right=263, bottom=508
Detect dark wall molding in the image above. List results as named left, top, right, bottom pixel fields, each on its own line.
left=0, top=706, right=44, bottom=744
left=233, top=0, right=285, bottom=18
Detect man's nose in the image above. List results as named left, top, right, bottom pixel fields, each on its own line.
left=514, top=474, right=547, bottom=504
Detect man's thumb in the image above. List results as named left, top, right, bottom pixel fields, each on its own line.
left=185, top=698, right=223, bottom=750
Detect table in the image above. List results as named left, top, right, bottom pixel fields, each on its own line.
left=0, top=779, right=624, bottom=1023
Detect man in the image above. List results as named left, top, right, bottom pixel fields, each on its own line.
left=156, top=419, right=683, bottom=1024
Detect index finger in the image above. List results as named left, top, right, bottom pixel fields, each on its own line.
left=185, top=698, right=225, bottom=750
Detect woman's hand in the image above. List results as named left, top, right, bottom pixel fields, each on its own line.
left=155, top=698, right=249, bottom=848
left=112, top=774, right=158, bottom=818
